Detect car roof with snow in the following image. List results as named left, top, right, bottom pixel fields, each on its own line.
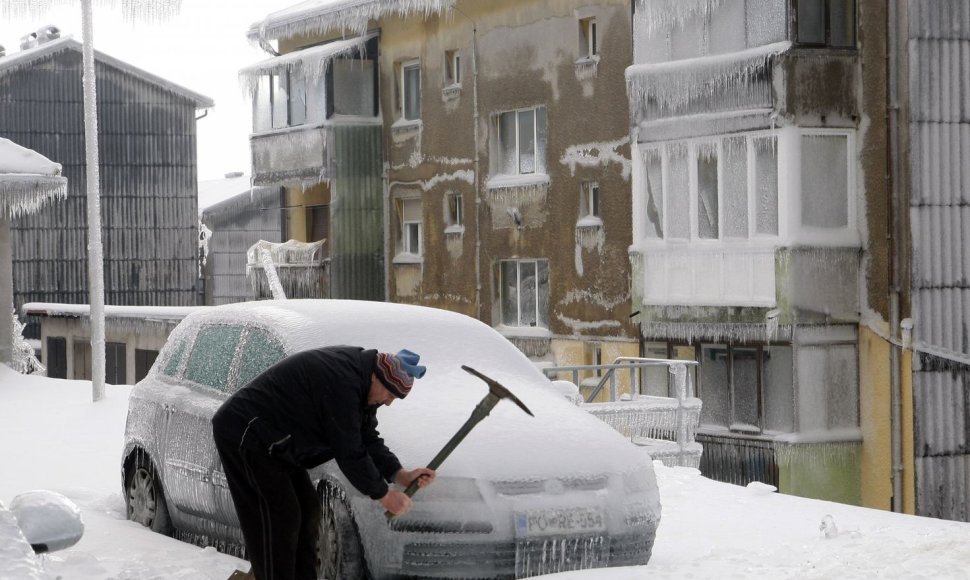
left=173, top=299, right=649, bottom=482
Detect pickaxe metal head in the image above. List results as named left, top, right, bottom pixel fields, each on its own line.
left=461, top=365, right=534, bottom=417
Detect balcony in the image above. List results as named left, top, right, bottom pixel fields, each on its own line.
left=242, top=35, right=379, bottom=187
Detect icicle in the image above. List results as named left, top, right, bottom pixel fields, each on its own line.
left=239, top=36, right=369, bottom=97
left=1, top=0, right=181, bottom=22
left=0, top=178, right=67, bottom=218
left=485, top=178, right=549, bottom=205
left=765, top=308, right=780, bottom=343
left=635, top=0, right=724, bottom=36
left=198, top=222, right=212, bottom=268
left=251, top=0, right=456, bottom=42
left=640, top=318, right=792, bottom=344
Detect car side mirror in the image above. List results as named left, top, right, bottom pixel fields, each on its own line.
left=9, top=491, right=84, bottom=554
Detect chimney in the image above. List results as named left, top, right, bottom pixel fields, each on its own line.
left=35, top=25, right=61, bottom=44
left=19, top=32, right=38, bottom=51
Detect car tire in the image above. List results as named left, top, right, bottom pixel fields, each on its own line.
left=124, top=453, right=173, bottom=535
left=316, top=482, right=366, bottom=580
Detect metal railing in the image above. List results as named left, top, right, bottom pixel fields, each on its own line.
left=543, top=358, right=702, bottom=468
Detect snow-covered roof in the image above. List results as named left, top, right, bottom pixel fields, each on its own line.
left=0, top=36, right=213, bottom=109
left=247, top=0, right=455, bottom=42
left=198, top=173, right=252, bottom=214
left=0, top=138, right=67, bottom=219
left=21, top=302, right=203, bottom=322
left=239, top=35, right=369, bottom=95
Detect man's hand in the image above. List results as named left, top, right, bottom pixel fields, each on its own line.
left=394, top=467, right=436, bottom=489
left=380, top=490, right=412, bottom=516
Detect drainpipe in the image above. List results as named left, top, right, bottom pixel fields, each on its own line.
left=887, top=0, right=904, bottom=512
left=455, top=5, right=483, bottom=318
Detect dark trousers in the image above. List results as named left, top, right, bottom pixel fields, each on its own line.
left=214, top=435, right=321, bottom=580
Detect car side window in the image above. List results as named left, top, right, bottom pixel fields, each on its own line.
left=235, top=329, right=287, bottom=391
left=162, top=339, right=188, bottom=378
left=185, top=325, right=243, bottom=392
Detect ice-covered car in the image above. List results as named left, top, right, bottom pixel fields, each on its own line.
left=0, top=491, right=85, bottom=580
left=121, top=299, right=660, bottom=579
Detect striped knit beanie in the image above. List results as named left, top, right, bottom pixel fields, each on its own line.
left=375, top=349, right=426, bottom=398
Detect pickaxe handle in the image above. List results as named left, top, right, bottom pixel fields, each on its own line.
left=385, top=366, right=533, bottom=519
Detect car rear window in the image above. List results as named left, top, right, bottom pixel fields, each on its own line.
left=185, top=325, right=243, bottom=392
left=235, top=329, right=287, bottom=390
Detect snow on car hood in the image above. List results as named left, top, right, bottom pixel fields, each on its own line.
left=183, top=299, right=648, bottom=482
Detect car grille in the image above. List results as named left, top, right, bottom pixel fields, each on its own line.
left=401, top=533, right=653, bottom=579
left=490, top=474, right=609, bottom=496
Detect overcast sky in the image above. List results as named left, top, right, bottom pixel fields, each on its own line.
left=0, top=0, right=326, bottom=181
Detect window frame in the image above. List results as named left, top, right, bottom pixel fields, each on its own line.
left=445, top=49, right=461, bottom=86
left=579, top=16, right=598, bottom=59
left=400, top=59, right=422, bottom=121
left=641, top=131, right=781, bottom=246
left=493, top=106, right=545, bottom=178
left=580, top=181, right=601, bottom=219
left=794, top=0, right=857, bottom=48
left=397, top=196, right=423, bottom=258
left=498, top=258, right=550, bottom=329
left=797, top=128, right=856, bottom=244
left=445, top=191, right=463, bottom=233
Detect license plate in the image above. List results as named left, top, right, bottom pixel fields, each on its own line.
left=514, top=506, right=606, bottom=536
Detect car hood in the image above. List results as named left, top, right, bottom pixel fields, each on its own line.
left=374, top=364, right=647, bottom=482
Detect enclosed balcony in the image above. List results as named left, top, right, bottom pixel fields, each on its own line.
left=242, top=35, right=380, bottom=187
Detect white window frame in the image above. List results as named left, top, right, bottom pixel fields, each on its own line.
left=397, top=197, right=423, bottom=258
left=639, top=130, right=784, bottom=247
left=581, top=181, right=600, bottom=219
left=794, top=128, right=857, bottom=247
left=445, top=191, right=463, bottom=233
left=579, top=17, right=598, bottom=59
left=498, top=259, right=549, bottom=329
left=400, top=59, right=421, bottom=121
left=445, top=50, right=461, bottom=86
left=494, top=106, right=544, bottom=177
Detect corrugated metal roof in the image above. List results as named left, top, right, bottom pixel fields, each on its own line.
left=0, top=36, right=213, bottom=108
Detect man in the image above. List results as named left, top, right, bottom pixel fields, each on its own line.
left=212, top=346, right=435, bottom=580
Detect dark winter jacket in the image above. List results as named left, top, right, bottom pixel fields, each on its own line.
left=211, top=346, right=402, bottom=500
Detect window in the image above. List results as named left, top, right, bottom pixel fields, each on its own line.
left=306, top=205, right=330, bottom=258
left=445, top=50, right=461, bottom=85
left=796, top=0, right=856, bottom=48
left=800, top=133, right=849, bottom=229
left=162, top=338, right=188, bottom=378
left=445, top=192, right=463, bottom=231
left=696, top=343, right=794, bottom=433
left=135, top=348, right=158, bottom=383
left=185, top=325, right=243, bottom=392
left=400, top=60, right=421, bottom=121
left=46, top=336, right=66, bottom=379
left=641, top=134, right=779, bottom=242
left=499, top=259, right=550, bottom=329
left=398, top=198, right=423, bottom=256
left=492, top=107, right=547, bottom=177
left=236, top=329, right=286, bottom=392
left=256, top=71, right=306, bottom=131
left=580, top=181, right=600, bottom=219
left=579, top=17, right=598, bottom=59
left=106, top=342, right=126, bottom=385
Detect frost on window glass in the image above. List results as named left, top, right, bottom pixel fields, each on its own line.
left=746, top=0, right=788, bottom=46
left=666, top=143, right=690, bottom=240
left=255, top=75, right=273, bottom=132
left=185, top=325, right=243, bottom=392
left=754, top=136, right=779, bottom=235
left=271, top=74, right=288, bottom=129
left=287, top=68, right=306, bottom=126
left=723, top=136, right=748, bottom=238
left=500, top=260, right=549, bottom=329
left=696, top=143, right=719, bottom=239
left=764, top=346, right=794, bottom=432
left=163, top=339, right=188, bottom=378
left=333, top=59, right=375, bottom=116
left=732, top=347, right=759, bottom=430
left=801, top=135, right=848, bottom=228
left=700, top=344, right=729, bottom=427
left=499, top=112, right=516, bottom=174
left=643, top=149, right=664, bottom=239
left=236, top=330, right=286, bottom=391
left=518, top=110, right=536, bottom=174
left=825, top=345, right=858, bottom=429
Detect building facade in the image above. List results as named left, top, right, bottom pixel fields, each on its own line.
left=0, top=31, right=211, bottom=339
left=244, top=0, right=641, bottom=373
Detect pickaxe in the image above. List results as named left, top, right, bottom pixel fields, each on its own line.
left=386, top=365, right=534, bottom=518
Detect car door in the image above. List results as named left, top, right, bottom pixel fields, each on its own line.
left=163, top=323, right=244, bottom=521
left=211, top=326, right=288, bottom=527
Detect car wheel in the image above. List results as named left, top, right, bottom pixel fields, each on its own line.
left=316, top=482, right=366, bottom=580
left=124, top=453, right=173, bottom=535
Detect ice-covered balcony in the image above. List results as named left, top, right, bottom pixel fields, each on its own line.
left=242, top=35, right=379, bottom=187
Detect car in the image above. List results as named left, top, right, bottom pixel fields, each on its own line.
left=121, top=299, right=661, bottom=579
left=0, top=490, right=85, bottom=580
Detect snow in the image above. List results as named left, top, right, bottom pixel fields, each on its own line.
left=8, top=491, right=84, bottom=553
left=249, top=0, right=455, bottom=41
left=2, top=362, right=970, bottom=577
left=197, top=174, right=252, bottom=214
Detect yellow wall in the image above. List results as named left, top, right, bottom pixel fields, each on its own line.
left=550, top=339, right=639, bottom=402
left=859, top=325, right=915, bottom=514
left=282, top=183, right=331, bottom=242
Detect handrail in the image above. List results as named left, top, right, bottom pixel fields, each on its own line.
left=542, top=357, right=697, bottom=403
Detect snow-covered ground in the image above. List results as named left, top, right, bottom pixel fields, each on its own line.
left=2, top=366, right=970, bottom=579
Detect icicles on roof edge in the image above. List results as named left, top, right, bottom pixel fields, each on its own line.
left=1, top=0, right=181, bottom=23
left=239, top=36, right=368, bottom=97
left=626, top=41, right=791, bottom=117
left=254, top=0, right=455, bottom=42
left=0, top=176, right=67, bottom=219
